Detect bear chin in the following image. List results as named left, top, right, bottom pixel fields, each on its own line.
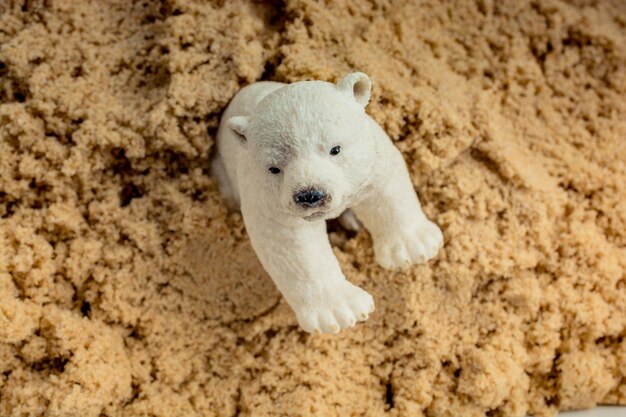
left=301, top=205, right=347, bottom=222
left=302, top=211, right=327, bottom=222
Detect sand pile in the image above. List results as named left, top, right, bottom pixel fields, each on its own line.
left=1, top=0, right=625, bottom=416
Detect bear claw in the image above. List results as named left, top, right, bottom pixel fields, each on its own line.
left=294, top=280, right=375, bottom=334
left=374, top=219, right=443, bottom=270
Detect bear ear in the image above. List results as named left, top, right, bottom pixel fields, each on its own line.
left=337, top=72, right=371, bottom=107
left=226, top=116, right=249, bottom=149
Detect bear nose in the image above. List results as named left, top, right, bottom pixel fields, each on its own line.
left=293, top=189, right=326, bottom=208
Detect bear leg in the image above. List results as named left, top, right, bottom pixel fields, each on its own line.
left=241, top=203, right=374, bottom=333
left=353, top=148, right=443, bottom=269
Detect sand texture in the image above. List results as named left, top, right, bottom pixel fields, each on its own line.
left=1, top=0, right=625, bottom=416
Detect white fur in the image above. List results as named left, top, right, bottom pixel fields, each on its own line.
left=212, top=73, right=443, bottom=334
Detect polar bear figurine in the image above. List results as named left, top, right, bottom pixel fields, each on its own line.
left=212, top=72, right=443, bottom=334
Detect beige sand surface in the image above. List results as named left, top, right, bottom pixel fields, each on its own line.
left=1, top=1, right=625, bottom=416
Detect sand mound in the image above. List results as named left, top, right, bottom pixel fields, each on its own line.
left=1, top=1, right=625, bottom=416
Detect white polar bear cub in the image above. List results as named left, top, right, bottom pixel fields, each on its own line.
left=212, top=72, right=443, bottom=334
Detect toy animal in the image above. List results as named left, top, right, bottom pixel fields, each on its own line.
left=212, top=73, right=443, bottom=334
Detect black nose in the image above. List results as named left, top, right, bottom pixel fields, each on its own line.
left=293, top=189, right=326, bottom=208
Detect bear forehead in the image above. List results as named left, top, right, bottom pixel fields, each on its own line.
left=250, top=81, right=365, bottom=146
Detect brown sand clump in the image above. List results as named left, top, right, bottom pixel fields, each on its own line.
left=0, top=1, right=625, bottom=416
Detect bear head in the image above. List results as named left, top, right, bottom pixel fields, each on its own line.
left=227, top=72, right=378, bottom=221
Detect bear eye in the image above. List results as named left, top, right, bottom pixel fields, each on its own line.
left=268, top=167, right=281, bottom=174
left=330, top=145, right=341, bottom=156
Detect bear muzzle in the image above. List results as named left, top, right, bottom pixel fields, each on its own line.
left=293, top=188, right=330, bottom=209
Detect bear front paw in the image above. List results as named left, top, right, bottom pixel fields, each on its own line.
left=374, top=219, right=443, bottom=269
left=292, top=280, right=375, bottom=334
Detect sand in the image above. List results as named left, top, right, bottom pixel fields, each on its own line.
left=0, top=0, right=625, bottom=416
